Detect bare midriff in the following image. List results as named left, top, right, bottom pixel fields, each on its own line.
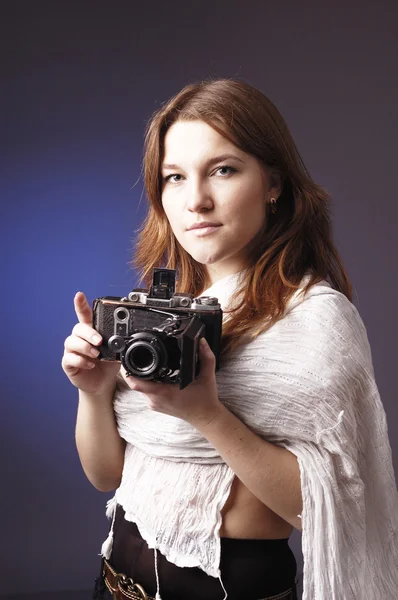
left=220, top=476, right=294, bottom=540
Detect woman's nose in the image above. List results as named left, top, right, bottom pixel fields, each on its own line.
left=186, top=180, right=214, bottom=212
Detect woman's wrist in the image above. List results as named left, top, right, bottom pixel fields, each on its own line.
left=78, top=385, right=116, bottom=406
left=188, top=400, right=226, bottom=433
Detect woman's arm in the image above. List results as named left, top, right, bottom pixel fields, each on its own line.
left=193, top=402, right=302, bottom=531
left=75, top=389, right=126, bottom=492
left=62, top=292, right=125, bottom=492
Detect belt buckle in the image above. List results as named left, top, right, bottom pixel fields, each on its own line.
left=109, top=572, right=148, bottom=600
left=107, top=572, right=122, bottom=600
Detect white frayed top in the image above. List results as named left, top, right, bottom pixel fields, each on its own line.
left=101, top=272, right=398, bottom=600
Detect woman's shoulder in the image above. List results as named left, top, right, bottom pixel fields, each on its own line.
left=284, top=277, right=363, bottom=336
left=286, top=275, right=348, bottom=310
left=242, top=277, right=371, bottom=368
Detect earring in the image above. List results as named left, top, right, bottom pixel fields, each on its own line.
left=270, top=197, right=277, bottom=214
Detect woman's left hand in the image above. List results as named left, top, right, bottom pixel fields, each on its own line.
left=121, top=338, right=223, bottom=430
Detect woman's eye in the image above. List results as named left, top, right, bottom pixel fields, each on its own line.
left=215, top=166, right=236, bottom=176
left=163, top=174, right=183, bottom=183
left=163, top=167, right=236, bottom=183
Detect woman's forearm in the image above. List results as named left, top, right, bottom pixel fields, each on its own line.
left=196, top=403, right=303, bottom=531
left=75, top=389, right=126, bottom=492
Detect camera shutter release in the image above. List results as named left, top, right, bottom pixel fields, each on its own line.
left=200, top=296, right=219, bottom=305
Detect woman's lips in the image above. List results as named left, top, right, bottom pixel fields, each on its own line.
left=188, top=223, right=222, bottom=236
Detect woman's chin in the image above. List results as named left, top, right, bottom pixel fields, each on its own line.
left=187, top=250, right=221, bottom=266
left=187, top=250, right=244, bottom=276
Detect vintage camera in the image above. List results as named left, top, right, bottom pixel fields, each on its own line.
left=92, top=269, right=222, bottom=389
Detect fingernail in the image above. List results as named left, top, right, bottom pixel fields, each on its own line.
left=90, top=347, right=99, bottom=357
left=92, top=334, right=101, bottom=344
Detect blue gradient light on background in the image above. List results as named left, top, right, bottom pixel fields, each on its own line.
left=1, top=1, right=397, bottom=596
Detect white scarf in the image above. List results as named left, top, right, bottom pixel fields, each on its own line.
left=102, top=273, right=398, bottom=600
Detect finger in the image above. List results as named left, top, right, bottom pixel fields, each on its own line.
left=121, top=367, right=166, bottom=394
left=198, top=338, right=216, bottom=378
left=62, top=352, right=96, bottom=374
left=74, top=292, right=93, bottom=325
left=72, top=322, right=102, bottom=346
left=64, top=335, right=100, bottom=359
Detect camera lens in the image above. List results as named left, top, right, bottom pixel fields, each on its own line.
left=123, top=333, right=168, bottom=378
left=128, top=344, right=156, bottom=371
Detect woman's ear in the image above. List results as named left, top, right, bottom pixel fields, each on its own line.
left=269, top=171, right=283, bottom=200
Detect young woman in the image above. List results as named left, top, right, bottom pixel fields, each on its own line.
left=62, top=79, right=398, bottom=600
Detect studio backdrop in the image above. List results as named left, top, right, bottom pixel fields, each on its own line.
left=1, top=1, right=397, bottom=597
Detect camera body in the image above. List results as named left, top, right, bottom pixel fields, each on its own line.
left=92, top=269, right=222, bottom=389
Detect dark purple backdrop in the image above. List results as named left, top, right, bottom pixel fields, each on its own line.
left=1, top=1, right=397, bottom=597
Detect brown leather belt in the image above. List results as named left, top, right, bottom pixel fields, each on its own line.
left=103, top=558, right=155, bottom=600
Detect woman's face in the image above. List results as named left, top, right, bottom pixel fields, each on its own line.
left=161, top=120, right=280, bottom=284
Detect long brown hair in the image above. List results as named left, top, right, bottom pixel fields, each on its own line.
left=134, top=78, right=352, bottom=353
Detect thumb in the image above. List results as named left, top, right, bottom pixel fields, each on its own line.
left=198, top=337, right=216, bottom=379
left=74, top=291, right=93, bottom=325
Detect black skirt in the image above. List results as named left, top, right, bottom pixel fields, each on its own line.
left=100, top=504, right=298, bottom=600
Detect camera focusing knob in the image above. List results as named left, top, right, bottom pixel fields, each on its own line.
left=179, top=296, right=191, bottom=307
left=108, top=335, right=126, bottom=353
left=129, top=292, right=140, bottom=302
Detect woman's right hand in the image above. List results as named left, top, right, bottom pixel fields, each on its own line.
left=62, top=292, right=120, bottom=396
